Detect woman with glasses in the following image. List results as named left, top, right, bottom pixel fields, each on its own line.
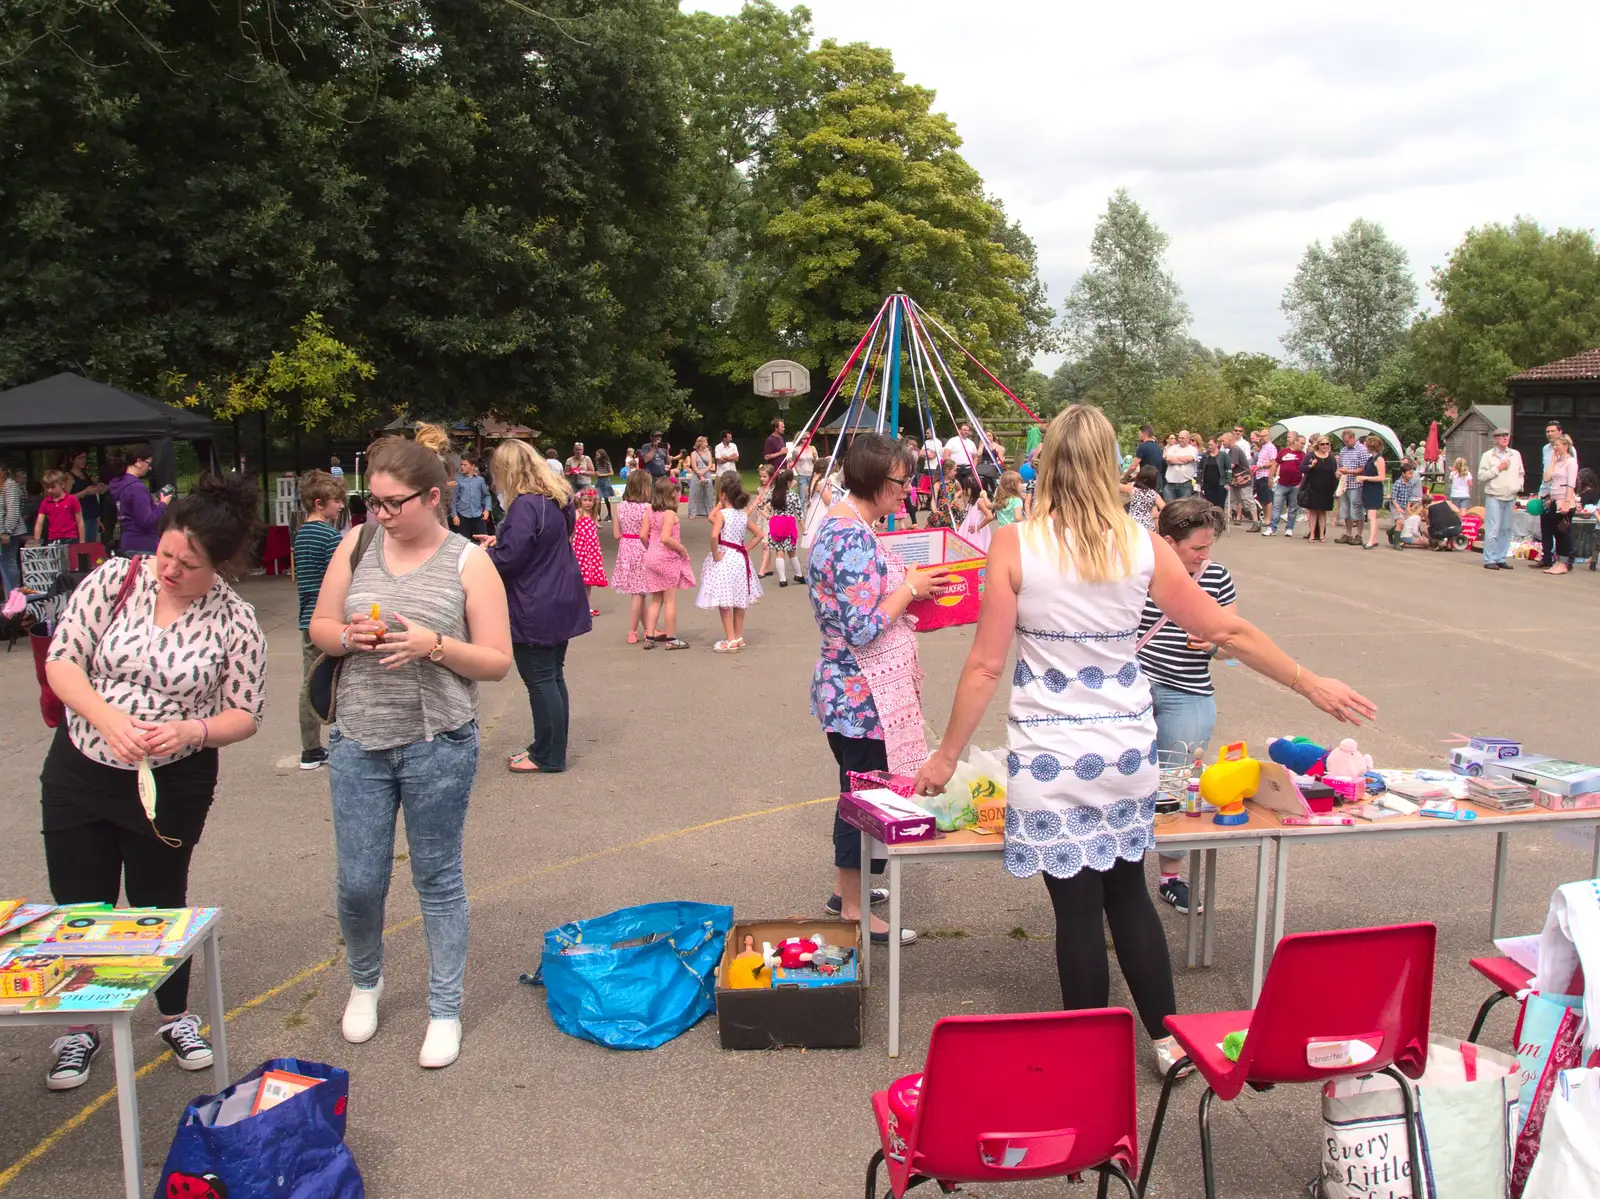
left=1299, top=438, right=1339, bottom=542
left=309, top=437, right=512, bottom=1070
left=913, top=406, right=1373, bottom=1076
left=807, top=433, right=951, bottom=945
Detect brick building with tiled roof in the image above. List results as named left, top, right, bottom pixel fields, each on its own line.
left=1506, top=347, right=1600, bottom=488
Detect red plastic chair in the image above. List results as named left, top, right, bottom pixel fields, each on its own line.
left=866, top=1009, right=1140, bottom=1199
left=1468, top=956, right=1582, bottom=1043
left=1140, top=923, right=1435, bottom=1199
left=67, top=542, right=107, bottom=571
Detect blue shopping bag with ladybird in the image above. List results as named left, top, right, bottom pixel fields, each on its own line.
left=156, top=1058, right=363, bottom=1198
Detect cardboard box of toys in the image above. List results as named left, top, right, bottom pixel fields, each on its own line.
left=874, top=527, right=987, bottom=631
left=715, top=918, right=862, bottom=1050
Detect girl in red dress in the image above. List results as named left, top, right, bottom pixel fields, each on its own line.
left=571, top=488, right=608, bottom=617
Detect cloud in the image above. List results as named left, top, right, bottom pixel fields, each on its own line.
left=686, top=0, right=1600, bottom=367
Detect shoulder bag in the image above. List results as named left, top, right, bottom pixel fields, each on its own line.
left=304, top=523, right=380, bottom=725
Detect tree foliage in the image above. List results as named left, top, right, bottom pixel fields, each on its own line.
left=717, top=39, right=1053, bottom=420
left=1061, top=189, right=1191, bottom=424
left=1412, top=218, right=1600, bottom=410
left=1281, top=219, right=1417, bottom=391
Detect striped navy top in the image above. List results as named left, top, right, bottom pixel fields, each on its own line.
left=293, top=518, right=343, bottom=630
left=1135, top=562, right=1236, bottom=696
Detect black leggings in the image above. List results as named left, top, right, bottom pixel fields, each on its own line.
left=44, top=823, right=196, bottom=1016
left=1541, top=506, right=1572, bottom=565
left=828, top=732, right=888, bottom=872
left=1044, top=858, right=1177, bottom=1039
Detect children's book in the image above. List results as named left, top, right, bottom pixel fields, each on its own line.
left=0, top=947, right=179, bottom=1012
left=251, top=1069, right=323, bottom=1115
left=29, top=905, right=218, bottom=957
left=0, top=903, right=57, bottom=939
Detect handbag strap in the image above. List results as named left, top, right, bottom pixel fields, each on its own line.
left=349, top=521, right=379, bottom=573
left=109, top=556, right=144, bottom=622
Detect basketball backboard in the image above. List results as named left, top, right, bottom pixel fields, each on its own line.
left=754, top=359, right=810, bottom=405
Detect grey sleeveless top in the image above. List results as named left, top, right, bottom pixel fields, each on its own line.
left=336, top=528, right=478, bottom=750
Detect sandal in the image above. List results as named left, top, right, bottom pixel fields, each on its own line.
left=730, top=638, right=745, bottom=651
left=507, top=751, right=542, bottom=774
left=589, top=608, right=601, bottom=617
left=713, top=640, right=733, bottom=653
left=664, top=637, right=690, bottom=650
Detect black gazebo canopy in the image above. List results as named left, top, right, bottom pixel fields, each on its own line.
left=0, top=372, right=219, bottom=484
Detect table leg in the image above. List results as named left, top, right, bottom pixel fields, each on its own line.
left=1185, top=848, right=1201, bottom=968
left=1490, top=832, right=1510, bottom=941
left=858, top=830, right=872, bottom=986
left=1201, top=848, right=1219, bottom=967
left=204, top=928, right=229, bottom=1086
left=111, top=1013, right=143, bottom=1199
left=888, top=856, right=903, bottom=1059
left=1270, top=836, right=1290, bottom=950
left=1251, top=840, right=1271, bottom=1003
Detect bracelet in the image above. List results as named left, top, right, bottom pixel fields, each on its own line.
left=905, top=580, right=920, bottom=600
left=196, top=718, right=209, bottom=748
left=1290, top=664, right=1302, bottom=692
left=339, top=624, right=351, bottom=651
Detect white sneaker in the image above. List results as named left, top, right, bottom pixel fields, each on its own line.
left=419, top=1018, right=461, bottom=1069
left=1261, top=528, right=1274, bottom=537
left=341, top=979, right=383, bottom=1044
left=1153, top=1035, right=1196, bottom=1080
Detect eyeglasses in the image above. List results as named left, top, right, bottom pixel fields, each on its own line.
left=370, top=490, right=423, bottom=516
left=885, top=474, right=911, bottom=488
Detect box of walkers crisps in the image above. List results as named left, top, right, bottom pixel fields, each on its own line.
left=874, top=527, right=987, bottom=631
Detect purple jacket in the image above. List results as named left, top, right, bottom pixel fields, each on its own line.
left=109, top=473, right=162, bottom=552
left=487, top=493, right=591, bottom=646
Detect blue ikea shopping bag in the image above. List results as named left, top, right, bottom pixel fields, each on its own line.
left=156, top=1058, right=363, bottom=1198
left=531, top=901, right=733, bottom=1050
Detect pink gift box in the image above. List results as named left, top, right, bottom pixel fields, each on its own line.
left=838, top=788, right=943, bottom=845
left=846, top=770, right=916, bottom=798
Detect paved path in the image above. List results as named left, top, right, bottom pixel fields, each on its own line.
left=0, top=522, right=1592, bottom=1197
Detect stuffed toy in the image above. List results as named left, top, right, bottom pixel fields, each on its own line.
left=1267, top=736, right=1329, bottom=778
left=1322, top=738, right=1373, bottom=778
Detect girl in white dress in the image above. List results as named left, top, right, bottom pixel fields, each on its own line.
left=696, top=472, right=764, bottom=652
left=914, top=405, right=1374, bottom=1078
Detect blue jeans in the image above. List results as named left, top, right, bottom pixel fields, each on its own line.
left=1483, top=497, right=1514, bottom=565
left=1161, top=481, right=1192, bottom=502
left=0, top=537, right=19, bottom=594
left=1269, top=483, right=1300, bottom=534
left=513, top=641, right=569, bottom=772
left=329, top=721, right=478, bottom=1018
left=1151, top=683, right=1216, bottom=871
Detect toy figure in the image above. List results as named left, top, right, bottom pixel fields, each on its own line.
left=773, top=935, right=823, bottom=970
left=1322, top=738, right=1372, bottom=778
left=1267, top=736, right=1329, bottom=778
left=727, top=934, right=771, bottom=990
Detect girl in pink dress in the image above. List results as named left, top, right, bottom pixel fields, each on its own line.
left=611, top=470, right=653, bottom=643
left=572, top=488, right=608, bottom=617
left=641, top=476, right=695, bottom=649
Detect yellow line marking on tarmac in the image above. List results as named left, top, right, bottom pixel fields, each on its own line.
left=0, top=794, right=833, bottom=1192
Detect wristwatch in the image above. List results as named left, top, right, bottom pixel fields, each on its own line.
left=905, top=579, right=921, bottom=600
left=429, top=633, right=445, bottom=663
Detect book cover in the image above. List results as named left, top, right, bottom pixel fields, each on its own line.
left=28, top=905, right=220, bottom=958
left=251, top=1069, right=323, bottom=1115
left=0, top=904, right=59, bottom=941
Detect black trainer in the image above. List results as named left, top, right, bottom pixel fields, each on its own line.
left=159, top=1013, right=214, bottom=1071
left=300, top=747, right=328, bottom=770
left=46, top=1031, right=101, bottom=1091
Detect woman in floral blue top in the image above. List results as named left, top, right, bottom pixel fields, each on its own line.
left=808, top=433, right=949, bottom=945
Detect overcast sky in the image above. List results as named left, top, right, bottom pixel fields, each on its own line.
left=686, top=0, right=1600, bottom=372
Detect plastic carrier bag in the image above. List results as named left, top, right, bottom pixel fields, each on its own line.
left=156, top=1058, right=363, bottom=1199
left=529, top=901, right=732, bottom=1050
left=935, top=747, right=1007, bottom=832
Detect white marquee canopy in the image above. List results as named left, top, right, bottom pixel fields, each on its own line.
left=1268, top=415, right=1405, bottom=461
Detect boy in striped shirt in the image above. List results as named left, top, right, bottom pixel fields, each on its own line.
left=293, top=470, right=346, bottom=769
left=1136, top=497, right=1237, bottom=913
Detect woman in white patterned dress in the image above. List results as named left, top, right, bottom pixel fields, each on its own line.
left=915, top=405, right=1374, bottom=1074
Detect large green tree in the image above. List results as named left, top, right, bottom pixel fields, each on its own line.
left=1412, top=218, right=1600, bottom=409
left=1061, top=189, right=1191, bottom=424
left=719, top=39, right=1052, bottom=416
left=1281, top=218, right=1417, bottom=390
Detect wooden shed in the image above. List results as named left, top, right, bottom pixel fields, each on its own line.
left=1443, top=404, right=1509, bottom=507
left=1506, top=348, right=1600, bottom=485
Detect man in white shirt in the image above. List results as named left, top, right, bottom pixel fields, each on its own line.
left=1478, top=427, right=1525, bottom=570
left=713, top=431, right=739, bottom=474
left=943, top=423, right=979, bottom=485
left=1162, top=431, right=1199, bottom=501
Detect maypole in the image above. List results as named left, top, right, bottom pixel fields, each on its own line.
left=885, top=292, right=905, bottom=529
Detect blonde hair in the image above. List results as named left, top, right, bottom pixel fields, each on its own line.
left=1452, top=457, right=1469, bottom=477
left=651, top=475, right=679, bottom=512
left=413, top=422, right=453, bottom=457
left=1025, top=405, right=1137, bottom=583
left=491, top=439, right=572, bottom=505
left=993, top=470, right=1025, bottom=507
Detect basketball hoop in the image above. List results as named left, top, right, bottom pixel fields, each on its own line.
left=755, top=360, right=810, bottom=415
